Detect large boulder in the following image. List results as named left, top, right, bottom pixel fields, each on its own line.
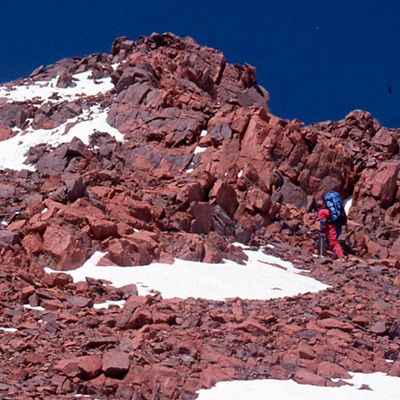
left=41, top=225, right=88, bottom=270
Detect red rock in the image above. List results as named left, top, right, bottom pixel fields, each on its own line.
left=0, top=183, right=16, bottom=200
left=151, top=308, right=176, bottom=325
left=0, top=122, right=15, bottom=141
left=54, top=355, right=102, bottom=379
left=2, top=33, right=400, bottom=399
left=371, top=127, right=398, bottom=154
left=294, top=368, right=329, bottom=386
left=326, top=328, right=352, bottom=342
left=17, top=321, right=40, bottom=331
left=388, top=361, right=400, bottom=377
left=370, top=162, right=399, bottom=208
left=41, top=272, right=73, bottom=288
left=317, top=361, right=351, bottom=379
left=297, top=139, right=353, bottom=199
left=118, top=283, right=139, bottom=297
left=21, top=232, right=43, bottom=254
left=10, top=367, right=29, bottom=381
left=352, top=315, right=369, bottom=326
left=41, top=299, right=66, bottom=310
left=24, top=353, right=46, bottom=365
left=365, top=237, right=388, bottom=258
left=200, top=365, right=236, bottom=389
left=107, top=231, right=159, bottom=266
left=7, top=219, right=27, bottom=231
left=89, top=219, right=118, bottom=240
left=203, top=240, right=223, bottom=263
left=298, top=342, right=316, bottom=360
left=102, top=351, right=131, bottom=377
left=115, top=297, right=146, bottom=328
left=107, top=238, right=135, bottom=266
left=19, top=285, right=35, bottom=304
left=370, top=321, right=387, bottom=334
left=281, top=352, right=300, bottom=372
left=163, top=233, right=205, bottom=261
left=67, top=296, right=94, bottom=308
left=210, top=181, right=238, bottom=217
left=0, top=383, right=10, bottom=393
left=0, top=230, right=19, bottom=248
left=126, top=307, right=153, bottom=329
left=191, top=202, right=214, bottom=234
left=236, top=318, right=270, bottom=336
left=25, top=197, right=44, bottom=217
left=115, top=385, right=143, bottom=400
left=245, top=187, right=272, bottom=214
left=269, top=365, right=291, bottom=380
left=282, top=324, right=303, bottom=335
left=317, top=318, right=353, bottom=332
left=148, top=365, right=184, bottom=398
left=42, top=225, right=87, bottom=270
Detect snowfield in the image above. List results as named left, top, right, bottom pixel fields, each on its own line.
left=62, top=247, right=328, bottom=301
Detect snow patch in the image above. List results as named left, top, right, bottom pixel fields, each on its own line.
left=52, top=248, right=328, bottom=301
left=0, top=327, right=17, bottom=333
left=196, top=372, right=400, bottom=400
left=344, top=196, right=353, bottom=214
left=0, top=105, right=123, bottom=171
left=24, top=305, right=45, bottom=311
left=93, top=300, right=126, bottom=309
left=194, top=145, right=207, bottom=154
left=0, top=66, right=118, bottom=104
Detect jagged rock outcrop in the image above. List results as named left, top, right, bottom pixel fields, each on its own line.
left=1, top=33, right=399, bottom=263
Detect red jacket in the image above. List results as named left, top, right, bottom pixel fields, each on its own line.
left=317, top=207, right=330, bottom=232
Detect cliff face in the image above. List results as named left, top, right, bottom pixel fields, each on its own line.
left=0, top=33, right=400, bottom=399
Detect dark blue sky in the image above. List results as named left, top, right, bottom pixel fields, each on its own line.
left=1, top=0, right=400, bottom=128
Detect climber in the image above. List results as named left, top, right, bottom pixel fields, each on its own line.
left=315, top=201, right=344, bottom=259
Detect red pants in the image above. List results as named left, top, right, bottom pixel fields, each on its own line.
left=324, top=224, right=344, bottom=258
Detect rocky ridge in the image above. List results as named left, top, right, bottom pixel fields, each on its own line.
left=0, top=32, right=399, bottom=399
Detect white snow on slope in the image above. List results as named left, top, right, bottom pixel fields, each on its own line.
left=0, top=327, right=17, bottom=333
left=194, top=145, right=207, bottom=154
left=61, top=248, right=328, bottom=301
left=0, top=68, right=116, bottom=104
left=196, top=372, right=400, bottom=400
left=344, top=196, right=353, bottom=214
left=0, top=105, right=123, bottom=171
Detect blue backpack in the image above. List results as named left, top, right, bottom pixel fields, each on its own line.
left=323, top=191, right=347, bottom=224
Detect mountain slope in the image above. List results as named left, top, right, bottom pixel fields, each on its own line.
left=0, top=33, right=399, bottom=399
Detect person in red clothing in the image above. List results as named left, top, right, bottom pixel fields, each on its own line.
left=315, top=202, right=344, bottom=259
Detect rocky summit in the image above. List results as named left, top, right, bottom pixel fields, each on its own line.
left=0, top=32, right=399, bottom=399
